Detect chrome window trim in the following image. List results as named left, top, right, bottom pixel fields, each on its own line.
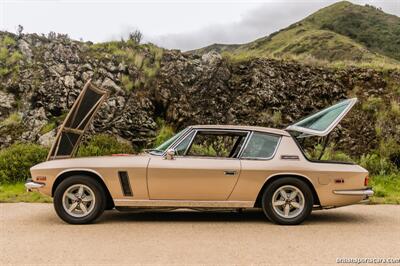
left=171, top=129, right=197, bottom=156
left=237, top=131, right=254, bottom=158
left=171, top=128, right=251, bottom=159
left=239, top=131, right=282, bottom=161
left=157, top=127, right=192, bottom=157
left=286, top=98, right=357, bottom=137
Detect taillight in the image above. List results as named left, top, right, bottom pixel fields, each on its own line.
left=364, top=176, right=369, bottom=186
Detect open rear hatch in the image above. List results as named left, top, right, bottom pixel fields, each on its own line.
left=286, top=98, right=357, bottom=138
left=286, top=98, right=358, bottom=163
left=47, top=80, right=108, bottom=160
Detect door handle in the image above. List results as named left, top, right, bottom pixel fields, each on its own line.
left=224, top=170, right=237, bottom=176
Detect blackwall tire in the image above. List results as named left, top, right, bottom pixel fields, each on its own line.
left=53, top=175, right=106, bottom=224
left=262, top=177, right=313, bottom=225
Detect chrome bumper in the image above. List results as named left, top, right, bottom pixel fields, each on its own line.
left=333, top=188, right=374, bottom=196
left=25, top=180, right=45, bottom=192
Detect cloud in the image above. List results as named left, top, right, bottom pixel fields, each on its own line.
left=146, top=0, right=400, bottom=51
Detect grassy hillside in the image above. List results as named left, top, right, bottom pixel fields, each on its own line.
left=194, top=1, right=400, bottom=69
left=306, top=1, right=400, bottom=60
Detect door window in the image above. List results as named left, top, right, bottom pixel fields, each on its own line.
left=241, top=132, right=280, bottom=159
left=182, top=130, right=247, bottom=158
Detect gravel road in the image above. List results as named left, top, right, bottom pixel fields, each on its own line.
left=1, top=203, right=399, bottom=265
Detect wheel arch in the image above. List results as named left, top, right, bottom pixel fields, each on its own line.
left=52, top=169, right=114, bottom=209
left=254, top=173, right=320, bottom=208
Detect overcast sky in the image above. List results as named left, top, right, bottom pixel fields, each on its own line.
left=0, top=0, right=399, bottom=51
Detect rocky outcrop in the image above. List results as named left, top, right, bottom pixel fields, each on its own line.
left=0, top=91, right=15, bottom=119
left=0, top=31, right=399, bottom=156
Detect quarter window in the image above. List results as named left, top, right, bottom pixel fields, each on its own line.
left=241, top=132, right=280, bottom=159
left=175, top=131, right=195, bottom=156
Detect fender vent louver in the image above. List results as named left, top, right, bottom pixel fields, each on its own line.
left=118, top=171, right=133, bottom=197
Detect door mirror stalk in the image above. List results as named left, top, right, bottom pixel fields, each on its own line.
left=164, top=149, right=176, bottom=160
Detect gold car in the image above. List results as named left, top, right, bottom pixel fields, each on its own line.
left=26, top=82, right=373, bottom=225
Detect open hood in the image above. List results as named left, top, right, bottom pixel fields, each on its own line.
left=47, top=80, right=108, bottom=160
left=286, top=98, right=357, bottom=138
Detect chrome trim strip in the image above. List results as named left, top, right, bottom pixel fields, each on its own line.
left=114, top=199, right=254, bottom=208
left=182, top=130, right=197, bottom=155
left=25, top=181, right=45, bottom=191
left=333, top=188, right=374, bottom=196
left=236, top=131, right=252, bottom=157
left=237, top=131, right=253, bottom=158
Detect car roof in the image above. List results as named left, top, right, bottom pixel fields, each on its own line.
left=190, top=125, right=290, bottom=136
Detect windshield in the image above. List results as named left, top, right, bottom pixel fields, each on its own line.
left=148, top=128, right=188, bottom=155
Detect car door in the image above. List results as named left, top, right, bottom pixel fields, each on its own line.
left=286, top=98, right=357, bottom=137
left=147, top=129, right=248, bottom=200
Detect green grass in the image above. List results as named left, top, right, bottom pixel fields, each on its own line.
left=307, top=1, right=400, bottom=61
left=0, top=112, right=21, bottom=127
left=121, top=74, right=134, bottom=92
left=369, top=174, right=400, bottom=204
left=39, top=121, right=56, bottom=135
left=0, top=175, right=398, bottom=204
left=0, top=183, right=51, bottom=203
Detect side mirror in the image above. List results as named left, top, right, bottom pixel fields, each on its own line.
left=164, top=149, right=176, bottom=160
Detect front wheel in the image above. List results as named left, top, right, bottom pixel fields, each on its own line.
left=262, top=177, right=313, bottom=225
left=53, top=176, right=106, bottom=224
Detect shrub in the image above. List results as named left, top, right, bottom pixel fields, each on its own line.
left=359, top=153, right=397, bottom=175
left=361, top=96, right=384, bottom=113
left=154, top=119, right=175, bottom=147
left=190, top=144, right=217, bottom=157
left=121, top=74, right=134, bottom=92
left=271, top=111, right=282, bottom=126
left=128, top=30, right=143, bottom=44
left=0, top=143, right=48, bottom=184
left=77, top=134, right=134, bottom=157
left=1, top=36, right=16, bottom=47
left=391, top=100, right=400, bottom=116
left=306, top=143, right=353, bottom=162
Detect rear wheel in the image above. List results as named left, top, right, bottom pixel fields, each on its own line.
left=262, top=177, right=313, bottom=225
left=54, top=176, right=106, bottom=224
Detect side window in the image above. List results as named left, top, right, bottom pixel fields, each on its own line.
left=185, top=131, right=247, bottom=158
left=174, top=131, right=195, bottom=156
left=241, top=132, right=280, bottom=159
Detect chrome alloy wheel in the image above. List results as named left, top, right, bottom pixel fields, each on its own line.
left=62, top=184, right=96, bottom=218
left=272, top=185, right=305, bottom=219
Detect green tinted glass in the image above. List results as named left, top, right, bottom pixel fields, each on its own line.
left=175, top=131, right=195, bottom=156
left=155, top=129, right=186, bottom=152
left=294, top=99, right=351, bottom=132
left=241, top=133, right=280, bottom=159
